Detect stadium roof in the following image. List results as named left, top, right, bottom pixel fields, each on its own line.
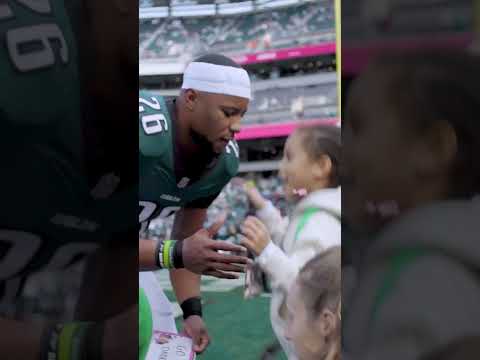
left=140, top=0, right=317, bottom=18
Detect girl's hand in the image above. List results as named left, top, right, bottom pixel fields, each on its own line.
left=244, top=182, right=267, bottom=210
left=241, top=216, right=271, bottom=256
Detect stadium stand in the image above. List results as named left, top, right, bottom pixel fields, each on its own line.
left=246, top=83, right=337, bottom=124
left=140, top=1, right=334, bottom=59
left=143, top=70, right=338, bottom=124
left=140, top=0, right=169, bottom=7
left=144, top=174, right=287, bottom=243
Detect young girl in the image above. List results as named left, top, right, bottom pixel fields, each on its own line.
left=241, top=125, right=341, bottom=359
left=285, top=246, right=341, bottom=360
left=342, top=51, right=480, bottom=359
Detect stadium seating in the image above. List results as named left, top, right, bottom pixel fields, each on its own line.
left=140, top=0, right=169, bottom=7
left=140, top=0, right=258, bottom=6
left=244, top=82, right=337, bottom=124
left=145, top=175, right=287, bottom=242
left=140, top=1, right=334, bottom=60
left=142, top=74, right=338, bottom=125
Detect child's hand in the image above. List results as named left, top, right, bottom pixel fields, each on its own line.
left=244, top=182, right=267, bottom=210
left=241, top=216, right=271, bottom=256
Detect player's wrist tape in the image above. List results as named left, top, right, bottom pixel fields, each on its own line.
left=40, top=322, right=104, bottom=360
left=156, top=240, right=183, bottom=269
left=180, top=297, right=203, bottom=320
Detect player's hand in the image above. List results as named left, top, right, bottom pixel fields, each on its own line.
left=182, top=315, right=210, bottom=354
left=241, top=216, right=271, bottom=256
left=182, top=215, right=250, bottom=279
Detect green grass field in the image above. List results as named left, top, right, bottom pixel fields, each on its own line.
left=161, top=273, right=287, bottom=360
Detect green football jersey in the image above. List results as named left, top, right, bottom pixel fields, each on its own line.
left=139, top=91, right=240, bottom=225
left=0, top=1, right=125, bottom=318
left=0, top=0, right=82, bottom=162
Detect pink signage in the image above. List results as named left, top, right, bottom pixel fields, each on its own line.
left=343, top=33, right=474, bottom=76
left=235, top=118, right=339, bottom=141
left=232, top=42, right=336, bottom=65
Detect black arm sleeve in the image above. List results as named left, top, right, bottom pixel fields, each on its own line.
left=184, top=192, right=220, bottom=209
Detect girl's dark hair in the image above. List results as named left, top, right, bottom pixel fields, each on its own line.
left=297, top=246, right=341, bottom=317
left=368, top=51, right=480, bottom=198
left=295, top=125, right=341, bottom=188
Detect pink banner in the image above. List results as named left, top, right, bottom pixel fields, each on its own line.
left=232, top=42, right=336, bottom=65
left=343, top=33, right=474, bottom=76
left=236, top=118, right=339, bottom=141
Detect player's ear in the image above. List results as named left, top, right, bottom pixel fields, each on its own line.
left=183, top=89, right=199, bottom=112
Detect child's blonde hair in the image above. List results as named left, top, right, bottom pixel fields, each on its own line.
left=297, top=246, right=341, bottom=318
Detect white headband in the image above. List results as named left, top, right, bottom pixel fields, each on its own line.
left=181, top=61, right=251, bottom=100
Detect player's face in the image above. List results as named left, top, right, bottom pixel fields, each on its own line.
left=194, top=92, right=249, bottom=154
left=279, top=131, right=316, bottom=200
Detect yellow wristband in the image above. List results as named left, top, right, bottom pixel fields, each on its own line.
left=163, top=240, right=173, bottom=269
left=58, top=323, right=77, bottom=360
left=57, top=322, right=93, bottom=360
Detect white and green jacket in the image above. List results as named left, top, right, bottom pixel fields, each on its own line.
left=255, top=187, right=341, bottom=359
left=344, top=195, right=480, bottom=360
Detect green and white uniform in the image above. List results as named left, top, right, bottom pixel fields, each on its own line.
left=0, top=0, right=107, bottom=320
left=0, top=0, right=136, bottom=321
left=1, top=0, right=83, bottom=164
left=139, top=91, right=239, bottom=227
left=138, top=91, right=240, bottom=358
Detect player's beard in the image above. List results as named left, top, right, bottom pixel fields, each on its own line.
left=190, top=129, right=216, bottom=155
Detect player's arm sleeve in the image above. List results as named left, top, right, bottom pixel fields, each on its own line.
left=184, top=192, right=220, bottom=209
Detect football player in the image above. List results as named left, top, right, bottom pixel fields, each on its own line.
left=139, top=53, right=251, bottom=355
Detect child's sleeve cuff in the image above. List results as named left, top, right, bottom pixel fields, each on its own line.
left=257, top=241, right=278, bottom=266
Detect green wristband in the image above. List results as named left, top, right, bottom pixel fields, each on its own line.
left=163, top=240, right=175, bottom=269
left=42, top=322, right=99, bottom=360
